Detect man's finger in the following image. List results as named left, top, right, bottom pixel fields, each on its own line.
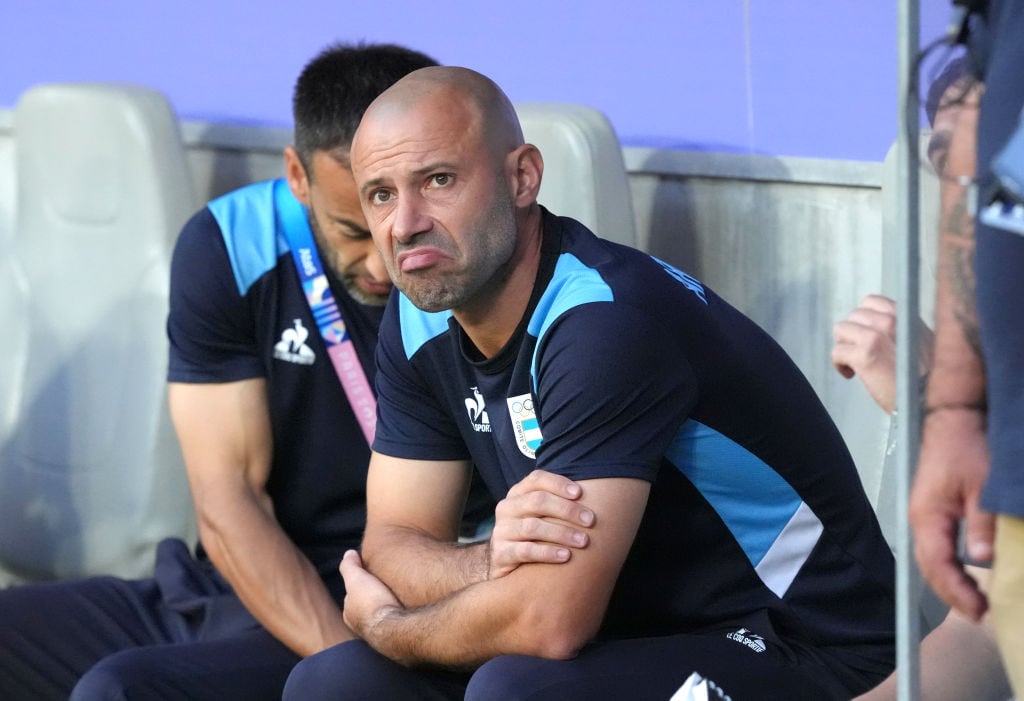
left=964, top=505, right=996, bottom=563
left=914, top=516, right=987, bottom=621
left=831, top=341, right=857, bottom=379
left=494, top=514, right=589, bottom=548
left=507, top=469, right=582, bottom=500
left=935, top=563, right=988, bottom=621
left=493, top=541, right=572, bottom=567
left=339, top=549, right=364, bottom=578
left=859, top=294, right=897, bottom=314
left=498, top=490, right=594, bottom=529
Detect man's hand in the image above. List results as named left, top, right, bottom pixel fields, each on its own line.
left=340, top=550, right=401, bottom=640
left=910, top=407, right=994, bottom=621
left=831, top=294, right=934, bottom=414
left=489, top=470, right=594, bottom=579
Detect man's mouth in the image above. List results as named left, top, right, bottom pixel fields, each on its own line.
left=396, top=247, right=448, bottom=273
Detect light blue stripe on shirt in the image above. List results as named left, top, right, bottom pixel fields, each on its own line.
left=666, top=419, right=822, bottom=598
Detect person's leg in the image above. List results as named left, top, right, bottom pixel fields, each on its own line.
left=0, top=576, right=173, bottom=700
left=989, top=513, right=1024, bottom=697
left=465, top=633, right=842, bottom=701
left=854, top=563, right=1010, bottom=701
left=283, top=640, right=467, bottom=701
left=70, top=627, right=299, bottom=701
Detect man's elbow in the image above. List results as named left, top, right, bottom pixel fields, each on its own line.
left=518, top=602, right=602, bottom=660
left=528, top=633, right=588, bottom=661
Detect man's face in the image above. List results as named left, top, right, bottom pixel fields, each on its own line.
left=351, top=98, right=517, bottom=314
left=305, top=151, right=393, bottom=306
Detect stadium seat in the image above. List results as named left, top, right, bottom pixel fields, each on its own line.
left=515, top=102, right=637, bottom=247
left=0, top=83, right=197, bottom=584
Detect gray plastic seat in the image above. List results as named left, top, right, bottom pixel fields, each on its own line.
left=0, top=83, right=198, bottom=584
left=515, top=102, right=637, bottom=247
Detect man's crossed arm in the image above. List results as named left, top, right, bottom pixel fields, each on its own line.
left=342, top=455, right=643, bottom=668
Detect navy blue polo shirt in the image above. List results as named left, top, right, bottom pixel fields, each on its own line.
left=374, top=210, right=895, bottom=677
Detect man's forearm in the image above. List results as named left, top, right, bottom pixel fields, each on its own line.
left=348, top=558, right=584, bottom=669
left=928, top=198, right=985, bottom=405
left=199, top=495, right=352, bottom=657
left=927, top=96, right=985, bottom=409
left=348, top=476, right=646, bottom=669
left=360, top=524, right=490, bottom=608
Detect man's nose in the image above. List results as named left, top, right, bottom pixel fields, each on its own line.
left=391, top=193, right=431, bottom=243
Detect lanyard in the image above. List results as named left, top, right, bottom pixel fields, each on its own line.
left=275, top=179, right=376, bottom=446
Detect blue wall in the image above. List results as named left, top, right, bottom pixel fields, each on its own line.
left=1, top=1, right=951, bottom=161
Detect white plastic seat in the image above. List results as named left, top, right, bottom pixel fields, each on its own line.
left=0, top=83, right=198, bottom=583
left=515, top=102, right=637, bottom=247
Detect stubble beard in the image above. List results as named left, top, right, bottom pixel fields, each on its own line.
left=307, top=211, right=390, bottom=307
left=396, top=196, right=517, bottom=314
left=337, top=271, right=390, bottom=307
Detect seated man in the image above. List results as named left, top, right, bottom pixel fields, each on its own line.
left=283, top=66, right=897, bottom=700
left=0, top=43, right=505, bottom=700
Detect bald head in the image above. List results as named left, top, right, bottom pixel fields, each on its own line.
left=348, top=66, right=545, bottom=322
left=352, top=66, right=524, bottom=166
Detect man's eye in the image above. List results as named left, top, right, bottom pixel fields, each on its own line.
left=371, top=190, right=392, bottom=204
left=431, top=173, right=451, bottom=187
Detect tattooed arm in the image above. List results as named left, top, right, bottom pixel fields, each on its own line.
left=910, top=82, right=995, bottom=621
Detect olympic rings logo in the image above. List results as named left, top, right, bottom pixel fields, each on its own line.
left=510, top=398, right=534, bottom=414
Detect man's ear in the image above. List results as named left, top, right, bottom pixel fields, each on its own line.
left=509, top=144, right=543, bottom=207
left=284, top=146, right=311, bottom=206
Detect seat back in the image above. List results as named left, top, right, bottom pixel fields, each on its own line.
left=0, top=83, right=198, bottom=582
left=515, top=102, right=637, bottom=247
left=0, top=121, right=24, bottom=470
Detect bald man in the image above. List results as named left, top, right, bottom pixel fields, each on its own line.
left=284, top=66, right=897, bottom=700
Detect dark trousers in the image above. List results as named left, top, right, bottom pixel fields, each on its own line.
left=0, top=539, right=299, bottom=700
left=284, top=632, right=870, bottom=701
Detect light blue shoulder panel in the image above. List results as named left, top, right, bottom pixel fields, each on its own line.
left=208, top=179, right=290, bottom=297
left=526, top=252, right=613, bottom=387
left=399, top=293, right=453, bottom=360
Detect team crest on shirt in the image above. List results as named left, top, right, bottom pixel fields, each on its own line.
left=506, top=393, right=543, bottom=458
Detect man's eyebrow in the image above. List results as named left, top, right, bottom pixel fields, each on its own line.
left=359, top=177, right=386, bottom=198
left=333, top=217, right=371, bottom=237
left=413, top=161, right=458, bottom=176
left=359, top=162, right=460, bottom=198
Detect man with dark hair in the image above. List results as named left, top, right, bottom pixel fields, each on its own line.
left=925, top=55, right=970, bottom=128
left=0, top=42, right=501, bottom=700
